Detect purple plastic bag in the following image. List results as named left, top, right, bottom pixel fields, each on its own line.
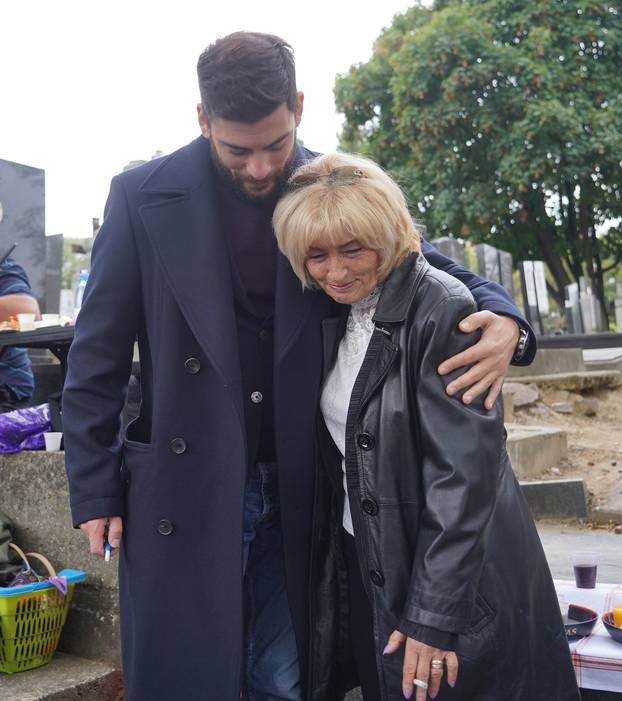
left=0, top=404, right=51, bottom=454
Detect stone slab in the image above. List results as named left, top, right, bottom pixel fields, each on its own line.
left=519, top=479, right=587, bottom=519
left=507, top=348, right=585, bottom=378
left=506, top=423, right=568, bottom=479
left=506, top=370, right=621, bottom=391
left=0, top=452, right=121, bottom=666
left=0, top=653, right=122, bottom=701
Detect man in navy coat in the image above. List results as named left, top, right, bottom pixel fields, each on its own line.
left=63, top=32, right=535, bottom=701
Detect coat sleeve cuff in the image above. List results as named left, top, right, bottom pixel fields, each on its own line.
left=70, top=496, right=126, bottom=529
left=496, top=313, right=537, bottom=366
left=398, top=618, right=459, bottom=651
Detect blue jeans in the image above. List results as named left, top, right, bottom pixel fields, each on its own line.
left=242, top=463, right=301, bottom=701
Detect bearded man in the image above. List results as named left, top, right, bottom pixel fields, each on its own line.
left=63, top=31, right=535, bottom=701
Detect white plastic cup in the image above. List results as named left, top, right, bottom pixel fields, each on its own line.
left=41, top=313, right=60, bottom=326
left=17, top=313, right=35, bottom=331
left=44, top=432, right=63, bottom=452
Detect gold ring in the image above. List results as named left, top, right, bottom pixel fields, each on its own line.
left=431, top=659, right=444, bottom=669
left=413, top=678, right=429, bottom=690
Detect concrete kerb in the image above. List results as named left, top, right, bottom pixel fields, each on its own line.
left=519, top=479, right=588, bottom=519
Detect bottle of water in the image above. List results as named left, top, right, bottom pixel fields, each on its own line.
left=74, top=269, right=89, bottom=319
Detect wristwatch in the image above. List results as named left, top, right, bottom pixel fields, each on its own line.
left=512, top=327, right=529, bottom=363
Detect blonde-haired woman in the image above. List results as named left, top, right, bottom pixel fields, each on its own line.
left=273, top=153, right=578, bottom=701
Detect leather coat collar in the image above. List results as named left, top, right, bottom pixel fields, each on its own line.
left=373, top=252, right=430, bottom=325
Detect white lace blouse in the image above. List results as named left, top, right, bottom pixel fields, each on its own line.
left=320, top=287, right=381, bottom=535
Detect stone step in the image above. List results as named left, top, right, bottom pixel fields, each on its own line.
left=0, top=653, right=122, bottom=701
left=505, top=423, right=568, bottom=480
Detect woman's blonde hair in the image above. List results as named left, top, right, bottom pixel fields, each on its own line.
left=273, top=152, right=421, bottom=288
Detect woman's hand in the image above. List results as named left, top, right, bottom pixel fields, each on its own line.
left=384, top=630, right=458, bottom=700
left=437, top=311, right=520, bottom=410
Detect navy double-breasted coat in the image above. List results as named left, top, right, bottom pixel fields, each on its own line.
left=63, top=136, right=533, bottom=701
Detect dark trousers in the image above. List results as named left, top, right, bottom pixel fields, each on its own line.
left=343, top=530, right=382, bottom=700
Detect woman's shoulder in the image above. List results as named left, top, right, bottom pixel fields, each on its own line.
left=416, top=265, right=476, bottom=310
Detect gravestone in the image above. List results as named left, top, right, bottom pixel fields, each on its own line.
left=45, top=234, right=63, bottom=313
left=476, top=243, right=515, bottom=298
left=430, top=236, right=466, bottom=266
left=0, top=158, right=46, bottom=305
left=519, top=260, right=548, bottom=335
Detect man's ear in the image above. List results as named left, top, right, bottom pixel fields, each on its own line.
left=295, top=92, right=304, bottom=127
left=197, top=104, right=211, bottom=138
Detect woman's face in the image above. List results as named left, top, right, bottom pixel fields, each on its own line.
left=305, top=237, right=380, bottom=304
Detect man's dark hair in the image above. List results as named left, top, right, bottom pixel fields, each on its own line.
left=197, top=31, right=297, bottom=123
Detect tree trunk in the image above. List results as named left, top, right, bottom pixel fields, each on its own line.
left=563, top=182, right=584, bottom=282
left=525, top=192, right=571, bottom=309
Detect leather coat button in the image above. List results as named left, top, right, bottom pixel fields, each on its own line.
left=184, top=357, right=201, bottom=374
left=362, top=498, right=379, bottom=516
left=251, top=391, right=263, bottom=404
left=170, top=437, right=187, bottom=454
left=357, top=433, right=375, bottom=450
left=370, top=570, right=385, bottom=587
left=157, top=519, right=174, bottom=536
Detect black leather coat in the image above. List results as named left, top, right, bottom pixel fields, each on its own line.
left=309, top=254, right=579, bottom=701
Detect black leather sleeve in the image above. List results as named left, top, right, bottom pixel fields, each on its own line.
left=399, top=290, right=504, bottom=639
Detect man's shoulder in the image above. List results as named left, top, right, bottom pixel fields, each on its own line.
left=112, top=137, right=209, bottom=193
left=295, top=144, right=321, bottom=167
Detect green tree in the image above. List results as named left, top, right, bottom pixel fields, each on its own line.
left=335, top=0, right=622, bottom=318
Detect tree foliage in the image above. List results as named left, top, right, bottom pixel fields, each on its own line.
left=335, top=0, right=622, bottom=315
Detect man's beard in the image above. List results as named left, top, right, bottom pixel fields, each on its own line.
left=210, top=141, right=297, bottom=206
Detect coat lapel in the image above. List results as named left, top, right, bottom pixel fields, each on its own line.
left=138, top=137, right=242, bottom=391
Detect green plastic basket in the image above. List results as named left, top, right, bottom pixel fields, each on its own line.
left=0, top=544, right=86, bottom=674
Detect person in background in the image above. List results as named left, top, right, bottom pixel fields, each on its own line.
left=63, top=32, right=536, bottom=701
left=0, top=258, right=40, bottom=412
left=273, top=152, right=578, bottom=701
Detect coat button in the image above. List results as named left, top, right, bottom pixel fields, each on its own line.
left=184, top=357, right=201, bottom=374
left=370, top=570, right=385, bottom=587
left=157, top=519, right=174, bottom=536
left=357, top=433, right=375, bottom=450
left=258, top=329, right=268, bottom=341
left=251, top=391, right=263, bottom=404
left=362, top=498, right=379, bottom=516
left=170, top=437, right=187, bottom=454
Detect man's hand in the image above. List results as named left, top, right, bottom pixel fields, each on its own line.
left=384, top=630, right=458, bottom=700
left=437, top=311, right=520, bottom=411
left=79, top=516, right=123, bottom=558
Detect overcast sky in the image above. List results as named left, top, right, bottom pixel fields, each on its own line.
left=1, top=0, right=416, bottom=238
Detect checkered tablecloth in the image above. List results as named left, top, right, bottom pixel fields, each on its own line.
left=554, top=579, right=622, bottom=692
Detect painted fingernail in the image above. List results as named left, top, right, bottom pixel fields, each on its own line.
left=449, top=680, right=456, bottom=688
left=403, top=691, right=413, bottom=700
left=383, top=644, right=391, bottom=655
left=429, top=693, right=438, bottom=700
left=461, top=322, right=471, bottom=330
